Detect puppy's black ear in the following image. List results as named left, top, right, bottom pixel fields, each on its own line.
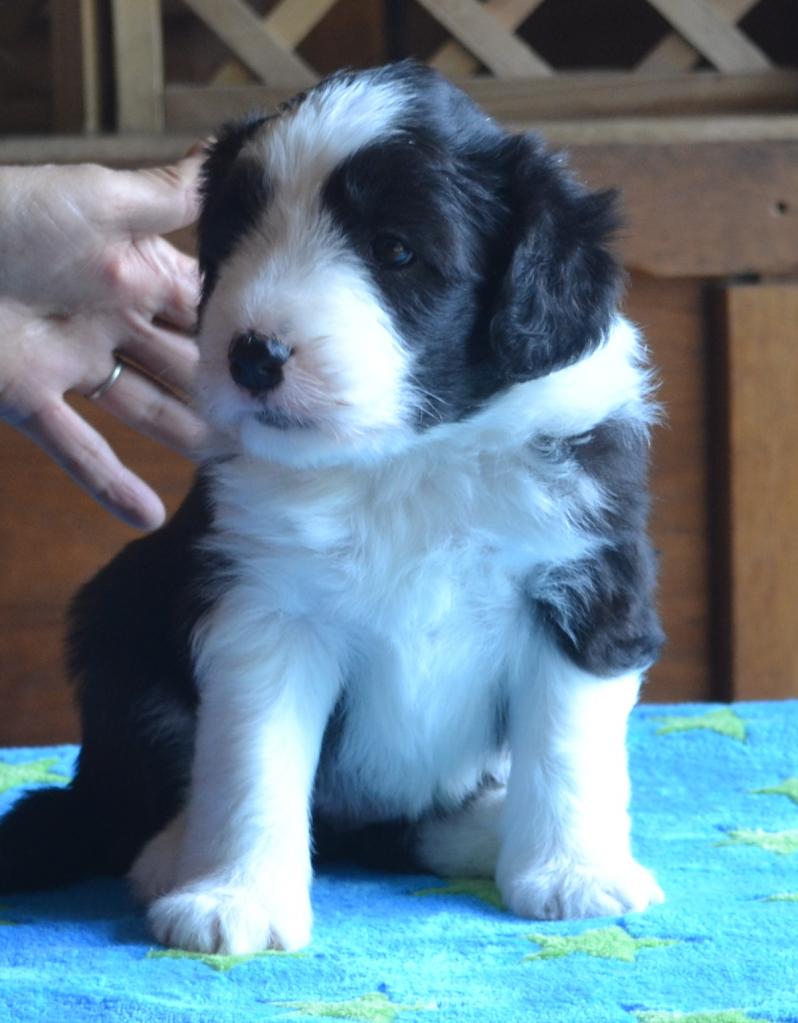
left=198, top=113, right=270, bottom=309
left=490, top=134, right=622, bottom=381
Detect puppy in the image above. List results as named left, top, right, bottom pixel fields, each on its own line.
left=0, top=61, right=664, bottom=954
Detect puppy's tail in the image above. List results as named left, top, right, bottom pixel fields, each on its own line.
left=0, top=786, right=101, bottom=893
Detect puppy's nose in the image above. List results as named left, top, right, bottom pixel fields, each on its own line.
left=229, top=332, right=291, bottom=395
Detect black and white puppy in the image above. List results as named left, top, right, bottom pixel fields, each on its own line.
left=0, top=62, right=665, bottom=954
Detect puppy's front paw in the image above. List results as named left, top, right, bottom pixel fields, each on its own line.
left=148, top=880, right=312, bottom=954
left=499, top=857, right=664, bottom=921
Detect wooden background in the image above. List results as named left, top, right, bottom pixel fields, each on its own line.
left=1, top=0, right=797, bottom=744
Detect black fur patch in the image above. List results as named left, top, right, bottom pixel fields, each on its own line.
left=489, top=134, right=622, bottom=382
left=198, top=113, right=272, bottom=312
left=322, top=131, right=508, bottom=427
left=0, top=479, right=218, bottom=890
left=530, top=421, right=664, bottom=678
left=320, top=68, right=621, bottom=428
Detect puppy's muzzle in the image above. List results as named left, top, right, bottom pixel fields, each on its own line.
left=229, top=332, right=292, bottom=396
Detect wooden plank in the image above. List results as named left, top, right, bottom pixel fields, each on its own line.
left=160, top=71, right=798, bottom=130
left=0, top=401, right=194, bottom=745
left=50, top=0, right=102, bottom=133
left=530, top=115, right=798, bottom=144
left=181, top=0, right=316, bottom=88
left=0, top=134, right=199, bottom=167
left=430, top=0, right=545, bottom=77
left=211, top=0, right=338, bottom=86
left=566, top=140, right=798, bottom=278
left=712, top=283, right=798, bottom=699
left=637, top=0, right=758, bottom=73
left=112, top=0, right=164, bottom=132
left=5, top=114, right=798, bottom=170
left=626, top=276, right=714, bottom=703
left=459, top=70, right=798, bottom=121
left=645, top=0, right=770, bottom=73
left=414, top=0, right=551, bottom=78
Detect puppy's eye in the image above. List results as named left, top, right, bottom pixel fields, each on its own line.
left=372, top=235, right=414, bottom=269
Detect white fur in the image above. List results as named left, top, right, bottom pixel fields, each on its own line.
left=147, top=616, right=344, bottom=953
left=244, top=71, right=411, bottom=196
left=496, top=640, right=663, bottom=918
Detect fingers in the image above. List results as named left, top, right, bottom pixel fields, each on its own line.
left=117, top=150, right=206, bottom=238
left=21, top=397, right=166, bottom=531
left=94, top=360, right=207, bottom=458
left=122, top=319, right=200, bottom=397
left=157, top=247, right=200, bottom=332
left=138, top=235, right=200, bottom=332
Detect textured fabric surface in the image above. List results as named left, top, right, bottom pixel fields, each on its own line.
left=1, top=702, right=797, bottom=1023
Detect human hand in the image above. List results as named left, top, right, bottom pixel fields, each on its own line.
left=0, top=155, right=207, bottom=530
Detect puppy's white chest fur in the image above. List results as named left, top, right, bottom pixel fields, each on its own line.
left=204, top=436, right=597, bottom=824
left=316, top=534, right=520, bottom=822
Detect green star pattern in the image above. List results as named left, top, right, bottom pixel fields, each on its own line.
left=0, top=901, right=19, bottom=927
left=752, top=777, right=798, bottom=806
left=0, top=757, right=69, bottom=796
left=718, top=829, right=798, bottom=855
left=413, top=878, right=504, bottom=910
left=146, top=948, right=306, bottom=972
left=634, top=1013, right=769, bottom=1023
left=0, top=904, right=17, bottom=928
left=654, top=708, right=747, bottom=743
left=274, top=991, right=435, bottom=1022
left=524, top=925, right=677, bottom=963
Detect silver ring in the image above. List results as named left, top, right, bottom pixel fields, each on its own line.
left=89, top=359, right=125, bottom=401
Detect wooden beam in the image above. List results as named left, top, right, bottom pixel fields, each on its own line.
left=645, top=0, right=770, bottom=73
left=566, top=140, right=798, bottom=278
left=529, top=115, right=798, bottom=144
left=712, top=283, right=798, bottom=700
left=413, top=0, right=551, bottom=77
left=112, top=0, right=164, bottom=132
left=159, top=71, right=798, bottom=132
left=180, top=0, right=316, bottom=88
left=457, top=70, right=798, bottom=121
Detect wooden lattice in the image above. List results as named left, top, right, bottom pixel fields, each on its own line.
left=111, top=0, right=780, bottom=132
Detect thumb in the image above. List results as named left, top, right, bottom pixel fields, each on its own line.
left=117, top=148, right=207, bottom=237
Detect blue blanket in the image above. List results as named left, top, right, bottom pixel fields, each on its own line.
left=1, top=702, right=797, bottom=1023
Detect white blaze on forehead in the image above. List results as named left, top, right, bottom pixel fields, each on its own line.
left=242, top=73, right=411, bottom=193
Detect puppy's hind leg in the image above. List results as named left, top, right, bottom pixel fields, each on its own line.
left=415, top=782, right=505, bottom=879
left=129, top=811, right=186, bottom=903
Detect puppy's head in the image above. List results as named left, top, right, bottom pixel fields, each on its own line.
left=195, top=61, right=621, bottom=466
